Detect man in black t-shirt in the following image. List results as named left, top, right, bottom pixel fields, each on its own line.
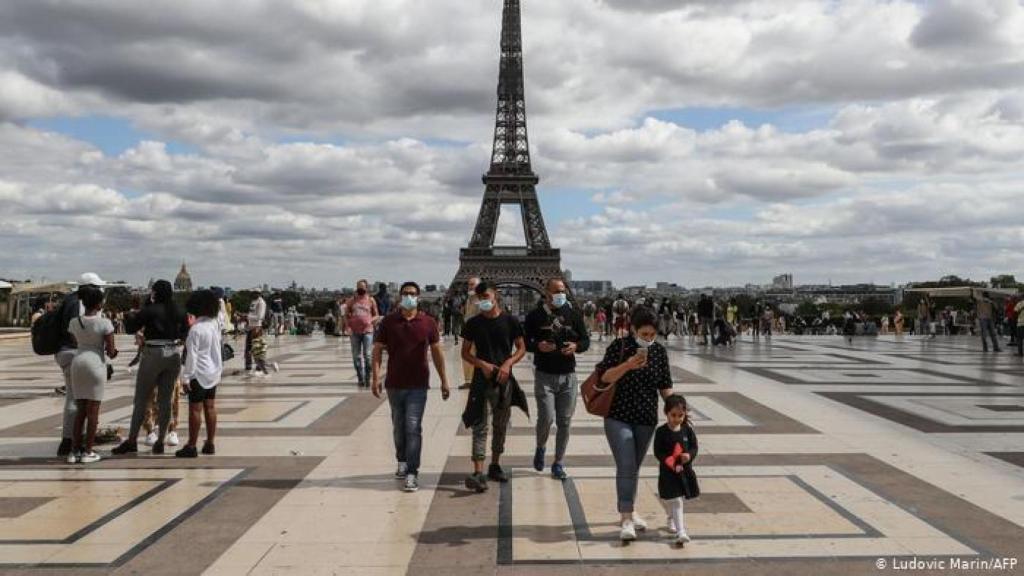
left=460, top=281, right=527, bottom=493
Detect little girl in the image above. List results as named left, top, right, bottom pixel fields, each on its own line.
left=653, top=394, right=700, bottom=546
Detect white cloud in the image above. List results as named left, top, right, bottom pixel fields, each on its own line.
left=1, top=0, right=1023, bottom=287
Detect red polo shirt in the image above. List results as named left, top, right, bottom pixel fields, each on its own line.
left=375, top=310, right=439, bottom=389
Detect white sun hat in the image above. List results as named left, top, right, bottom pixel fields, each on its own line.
left=79, top=272, right=107, bottom=287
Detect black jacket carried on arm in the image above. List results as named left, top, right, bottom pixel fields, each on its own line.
left=461, top=370, right=529, bottom=429
left=524, top=302, right=591, bottom=375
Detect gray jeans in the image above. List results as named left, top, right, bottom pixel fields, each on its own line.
left=350, top=333, right=373, bottom=385
left=535, top=370, right=577, bottom=463
left=128, top=346, right=181, bottom=443
left=56, top=348, right=78, bottom=440
left=604, top=417, right=655, bottom=514
left=471, top=381, right=512, bottom=462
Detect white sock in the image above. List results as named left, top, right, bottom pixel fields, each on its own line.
left=671, top=497, right=685, bottom=534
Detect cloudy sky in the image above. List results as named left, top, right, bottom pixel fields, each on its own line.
left=2, top=0, right=1023, bottom=290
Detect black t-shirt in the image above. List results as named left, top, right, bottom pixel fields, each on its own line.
left=596, top=336, right=673, bottom=426
left=126, top=302, right=188, bottom=341
left=463, top=312, right=523, bottom=366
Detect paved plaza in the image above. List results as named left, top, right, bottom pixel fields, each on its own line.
left=0, top=333, right=1023, bottom=575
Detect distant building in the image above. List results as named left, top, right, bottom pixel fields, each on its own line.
left=772, top=274, right=794, bottom=290
left=569, top=280, right=613, bottom=298
left=174, top=262, right=193, bottom=293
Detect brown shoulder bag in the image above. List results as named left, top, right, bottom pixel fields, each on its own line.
left=580, top=340, right=627, bottom=417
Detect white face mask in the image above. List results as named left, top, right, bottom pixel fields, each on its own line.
left=637, top=336, right=655, bottom=348
left=551, top=293, right=568, bottom=308
left=478, top=299, right=495, bottom=312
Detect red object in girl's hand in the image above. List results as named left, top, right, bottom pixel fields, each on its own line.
left=663, top=442, right=686, bottom=469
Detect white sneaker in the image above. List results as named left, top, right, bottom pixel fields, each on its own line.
left=144, top=431, right=158, bottom=446
left=395, top=462, right=408, bottom=478
left=675, top=531, right=691, bottom=545
left=632, top=514, right=648, bottom=531
left=403, top=474, right=419, bottom=492
left=167, top=431, right=180, bottom=446
left=272, top=362, right=280, bottom=372
left=620, top=520, right=637, bottom=541
left=67, top=451, right=79, bottom=464
left=80, top=451, right=101, bottom=464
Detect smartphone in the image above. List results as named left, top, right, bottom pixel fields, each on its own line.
left=636, top=347, right=648, bottom=360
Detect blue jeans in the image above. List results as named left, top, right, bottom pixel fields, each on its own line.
left=979, top=318, right=1000, bottom=351
left=387, top=388, right=427, bottom=475
left=350, top=333, right=373, bottom=384
left=604, top=417, right=655, bottom=514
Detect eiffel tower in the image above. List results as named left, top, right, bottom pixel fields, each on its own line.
left=450, top=0, right=564, bottom=295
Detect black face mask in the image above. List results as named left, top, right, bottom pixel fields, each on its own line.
left=357, top=288, right=367, bottom=296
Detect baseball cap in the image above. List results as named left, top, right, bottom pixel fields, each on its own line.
left=79, top=272, right=107, bottom=287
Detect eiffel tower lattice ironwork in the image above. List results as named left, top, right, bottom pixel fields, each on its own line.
left=450, top=0, right=563, bottom=294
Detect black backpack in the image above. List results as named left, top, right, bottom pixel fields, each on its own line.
left=31, top=303, right=66, bottom=355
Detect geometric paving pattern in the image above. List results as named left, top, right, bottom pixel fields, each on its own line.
left=2, top=333, right=1024, bottom=575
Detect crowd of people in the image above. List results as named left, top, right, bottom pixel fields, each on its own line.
left=32, top=271, right=1024, bottom=549
left=364, top=276, right=698, bottom=545
left=37, top=273, right=227, bottom=464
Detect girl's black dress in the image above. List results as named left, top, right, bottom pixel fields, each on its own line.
left=653, top=423, right=700, bottom=500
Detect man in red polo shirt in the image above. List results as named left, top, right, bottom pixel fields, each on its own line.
left=371, top=281, right=451, bottom=492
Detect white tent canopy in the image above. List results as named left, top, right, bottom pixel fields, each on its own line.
left=0, top=280, right=12, bottom=290
left=904, top=286, right=1019, bottom=299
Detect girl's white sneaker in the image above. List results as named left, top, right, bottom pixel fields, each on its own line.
left=675, top=531, right=691, bottom=545
left=80, top=451, right=101, bottom=464
left=144, top=431, right=158, bottom=446
left=66, top=451, right=79, bottom=464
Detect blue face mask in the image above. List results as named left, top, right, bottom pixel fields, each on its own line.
left=478, top=299, right=494, bottom=312
left=401, top=295, right=418, bottom=310
left=552, top=294, right=567, bottom=308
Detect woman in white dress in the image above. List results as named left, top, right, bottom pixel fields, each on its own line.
left=68, top=286, right=118, bottom=463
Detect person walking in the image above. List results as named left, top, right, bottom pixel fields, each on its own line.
left=894, top=309, right=905, bottom=337
left=374, top=283, right=392, bottom=318
left=67, top=285, right=118, bottom=463
left=596, top=308, right=674, bottom=541
left=524, top=278, right=590, bottom=480
left=112, top=280, right=188, bottom=455
left=346, top=279, right=380, bottom=388
left=612, top=294, right=630, bottom=339
left=976, top=292, right=1001, bottom=352
left=917, top=297, right=934, bottom=339
left=245, top=291, right=267, bottom=373
left=460, top=277, right=482, bottom=389
left=697, top=295, right=713, bottom=346
left=372, top=282, right=451, bottom=492
left=460, top=281, right=528, bottom=493
left=1006, top=297, right=1019, bottom=348
left=55, top=272, right=107, bottom=457
left=1015, top=297, right=1024, bottom=357
left=653, top=394, right=700, bottom=546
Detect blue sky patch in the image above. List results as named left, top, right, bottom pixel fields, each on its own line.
left=28, top=115, right=198, bottom=156
left=650, top=106, right=836, bottom=133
